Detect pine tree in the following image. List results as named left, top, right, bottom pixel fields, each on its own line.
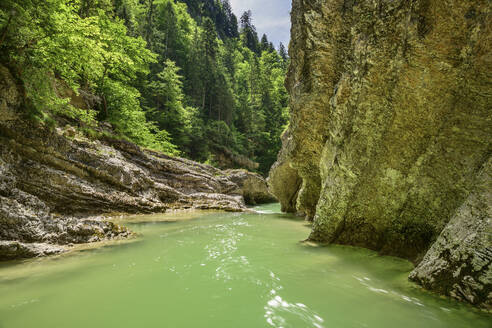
left=221, top=0, right=239, bottom=38
left=240, top=11, right=259, bottom=54
left=260, top=34, right=269, bottom=52
left=147, top=59, right=194, bottom=149
left=279, top=42, right=288, bottom=61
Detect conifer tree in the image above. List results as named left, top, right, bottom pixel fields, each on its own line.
left=260, top=34, right=269, bottom=52
left=0, top=0, right=290, bottom=172
left=240, top=11, right=259, bottom=54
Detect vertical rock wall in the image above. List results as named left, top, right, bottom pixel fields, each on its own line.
left=269, top=0, right=491, bottom=308
left=410, top=158, right=491, bottom=308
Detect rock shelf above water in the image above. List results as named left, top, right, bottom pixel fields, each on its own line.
left=0, top=66, right=275, bottom=260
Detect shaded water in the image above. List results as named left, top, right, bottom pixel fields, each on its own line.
left=0, top=203, right=490, bottom=328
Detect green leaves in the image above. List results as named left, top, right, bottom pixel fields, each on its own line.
left=96, top=12, right=155, bottom=84
left=0, top=0, right=176, bottom=154
left=1, top=0, right=290, bottom=167
left=146, top=59, right=195, bottom=151
left=103, top=79, right=178, bottom=155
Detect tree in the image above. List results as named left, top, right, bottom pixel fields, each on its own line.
left=202, top=16, right=218, bottom=60
left=0, top=0, right=290, bottom=171
left=240, top=10, right=259, bottom=54
left=260, top=34, right=269, bottom=52
left=279, top=42, right=288, bottom=58
left=113, top=0, right=140, bottom=36
left=278, top=42, right=288, bottom=69
left=147, top=59, right=194, bottom=150
left=221, top=0, right=239, bottom=38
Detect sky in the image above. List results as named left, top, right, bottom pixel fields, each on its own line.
left=229, top=0, right=291, bottom=49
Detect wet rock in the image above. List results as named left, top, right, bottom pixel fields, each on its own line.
left=0, top=241, right=65, bottom=261
left=268, top=0, right=491, bottom=308
left=0, top=117, right=256, bottom=259
left=0, top=65, right=271, bottom=261
left=409, top=159, right=492, bottom=310
left=267, top=130, right=301, bottom=213
left=224, top=169, right=276, bottom=205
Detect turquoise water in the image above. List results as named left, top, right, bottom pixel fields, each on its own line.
left=0, top=203, right=489, bottom=328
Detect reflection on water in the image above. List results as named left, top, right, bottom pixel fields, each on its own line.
left=264, top=274, right=326, bottom=328
left=0, top=204, right=490, bottom=328
left=206, top=220, right=249, bottom=282
left=200, top=212, right=328, bottom=328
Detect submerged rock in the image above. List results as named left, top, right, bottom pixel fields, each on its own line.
left=269, top=0, right=491, bottom=308
left=0, top=241, right=65, bottom=261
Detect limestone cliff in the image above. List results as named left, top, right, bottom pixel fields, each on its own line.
left=0, top=66, right=274, bottom=261
left=269, top=0, right=491, bottom=308
left=410, top=158, right=491, bottom=308
left=223, top=169, right=277, bottom=204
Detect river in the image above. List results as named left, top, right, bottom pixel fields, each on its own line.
left=0, top=203, right=489, bottom=327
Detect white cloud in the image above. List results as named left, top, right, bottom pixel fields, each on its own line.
left=229, top=0, right=291, bottom=47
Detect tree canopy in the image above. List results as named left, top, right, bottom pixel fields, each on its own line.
left=0, top=0, right=290, bottom=175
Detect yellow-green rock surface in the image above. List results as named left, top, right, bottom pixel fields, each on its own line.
left=269, top=0, right=491, bottom=308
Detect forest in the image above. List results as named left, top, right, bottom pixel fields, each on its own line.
left=0, top=0, right=289, bottom=174
left=0, top=0, right=490, bottom=324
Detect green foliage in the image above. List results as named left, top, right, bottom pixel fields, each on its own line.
left=0, top=0, right=289, bottom=172
left=239, top=10, right=259, bottom=54
left=0, top=0, right=176, bottom=154
left=147, top=59, right=195, bottom=151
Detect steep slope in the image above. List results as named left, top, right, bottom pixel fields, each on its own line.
left=0, top=65, right=274, bottom=261
left=269, top=0, right=491, bottom=308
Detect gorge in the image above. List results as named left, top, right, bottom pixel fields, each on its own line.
left=0, top=0, right=491, bottom=323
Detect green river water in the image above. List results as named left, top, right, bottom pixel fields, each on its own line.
left=0, top=203, right=490, bottom=328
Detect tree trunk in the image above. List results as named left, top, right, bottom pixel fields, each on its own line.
left=202, top=87, right=205, bottom=110
left=102, top=95, right=108, bottom=119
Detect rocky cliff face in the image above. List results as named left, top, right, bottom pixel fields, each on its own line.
left=0, top=66, right=274, bottom=261
left=409, top=158, right=491, bottom=308
left=223, top=169, right=277, bottom=204
left=269, top=0, right=491, bottom=308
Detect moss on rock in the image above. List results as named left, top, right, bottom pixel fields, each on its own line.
left=268, top=0, right=491, bottom=308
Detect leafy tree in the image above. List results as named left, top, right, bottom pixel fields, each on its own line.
left=147, top=59, right=195, bottom=150
left=0, top=0, right=290, bottom=172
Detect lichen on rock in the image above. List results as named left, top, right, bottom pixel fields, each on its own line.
left=409, top=158, right=492, bottom=309
left=224, top=169, right=276, bottom=205
left=268, top=0, right=491, bottom=308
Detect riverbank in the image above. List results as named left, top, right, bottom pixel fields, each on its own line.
left=268, top=0, right=491, bottom=309
left=1, top=67, right=275, bottom=260
left=0, top=204, right=490, bottom=327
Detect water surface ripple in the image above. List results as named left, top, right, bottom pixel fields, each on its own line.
left=0, top=203, right=490, bottom=328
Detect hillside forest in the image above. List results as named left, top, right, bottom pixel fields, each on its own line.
left=0, top=0, right=290, bottom=174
